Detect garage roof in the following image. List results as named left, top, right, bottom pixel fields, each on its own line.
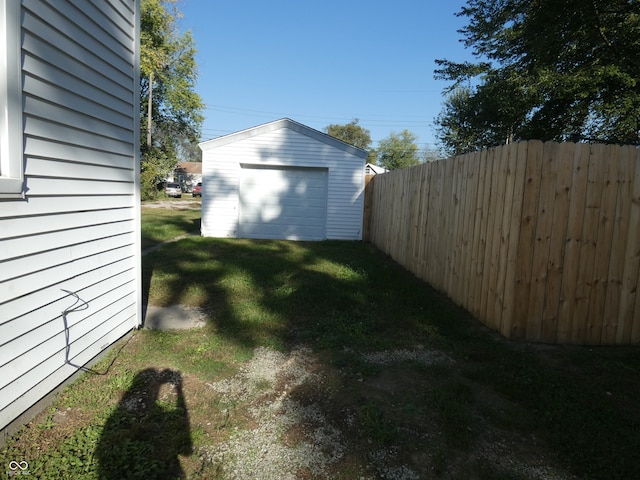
left=199, top=118, right=369, bottom=159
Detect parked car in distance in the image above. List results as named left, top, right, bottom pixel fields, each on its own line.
left=165, top=182, right=182, bottom=198
left=192, top=182, right=202, bottom=197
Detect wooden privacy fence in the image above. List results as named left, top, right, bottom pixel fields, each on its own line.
left=364, top=140, right=640, bottom=345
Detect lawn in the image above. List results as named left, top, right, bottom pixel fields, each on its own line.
left=2, top=207, right=639, bottom=479
left=141, top=201, right=201, bottom=250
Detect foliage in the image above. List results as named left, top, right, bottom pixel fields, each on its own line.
left=421, top=144, right=444, bottom=162
left=140, top=0, right=204, bottom=199
left=434, top=0, right=640, bottom=155
left=376, top=129, right=421, bottom=169
left=324, top=118, right=377, bottom=163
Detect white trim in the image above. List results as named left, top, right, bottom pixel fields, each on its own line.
left=0, top=0, right=23, bottom=198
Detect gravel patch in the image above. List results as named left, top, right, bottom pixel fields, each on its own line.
left=203, top=346, right=349, bottom=479
left=207, top=346, right=318, bottom=402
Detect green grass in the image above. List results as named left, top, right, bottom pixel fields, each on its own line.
left=140, top=206, right=201, bottom=250
left=2, top=208, right=640, bottom=479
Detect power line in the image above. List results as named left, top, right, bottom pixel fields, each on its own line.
left=204, top=104, right=435, bottom=127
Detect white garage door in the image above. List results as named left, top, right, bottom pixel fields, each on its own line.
left=239, top=165, right=328, bottom=240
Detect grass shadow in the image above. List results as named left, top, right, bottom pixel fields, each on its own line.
left=95, top=369, right=192, bottom=479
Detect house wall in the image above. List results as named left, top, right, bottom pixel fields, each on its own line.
left=200, top=122, right=365, bottom=240
left=0, top=0, right=140, bottom=435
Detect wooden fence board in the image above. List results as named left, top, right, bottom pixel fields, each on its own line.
left=526, top=142, right=560, bottom=341
left=587, top=144, right=619, bottom=344
left=573, top=144, right=606, bottom=343
left=473, top=149, right=491, bottom=319
left=461, top=152, right=480, bottom=308
left=540, top=142, right=574, bottom=342
left=434, top=160, right=447, bottom=290
left=602, top=147, right=633, bottom=343
left=480, top=148, right=499, bottom=326
left=617, top=147, right=640, bottom=344
left=442, top=158, right=456, bottom=294
left=557, top=143, right=590, bottom=343
left=363, top=175, right=374, bottom=241
left=449, top=156, right=465, bottom=301
left=426, top=162, right=440, bottom=287
left=419, top=164, right=432, bottom=281
left=494, top=143, right=517, bottom=332
left=497, top=142, right=524, bottom=336
left=513, top=140, right=544, bottom=339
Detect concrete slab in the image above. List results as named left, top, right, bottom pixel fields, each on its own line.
left=143, top=304, right=207, bottom=330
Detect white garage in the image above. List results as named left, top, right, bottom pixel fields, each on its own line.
left=199, top=119, right=368, bottom=241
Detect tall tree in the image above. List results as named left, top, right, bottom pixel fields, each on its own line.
left=377, top=130, right=421, bottom=170
left=324, top=119, right=376, bottom=163
left=435, top=0, right=640, bottom=154
left=140, top=0, right=204, bottom=199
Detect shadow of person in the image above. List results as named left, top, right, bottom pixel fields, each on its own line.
left=96, top=369, right=192, bottom=479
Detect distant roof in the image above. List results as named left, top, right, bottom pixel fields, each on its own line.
left=365, top=163, right=389, bottom=175
left=175, top=162, right=202, bottom=174
left=199, top=118, right=369, bottom=159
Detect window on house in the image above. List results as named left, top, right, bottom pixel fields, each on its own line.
left=0, top=0, right=23, bottom=198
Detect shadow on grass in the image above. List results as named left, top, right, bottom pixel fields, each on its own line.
left=96, top=369, right=191, bottom=479
left=140, top=237, right=640, bottom=479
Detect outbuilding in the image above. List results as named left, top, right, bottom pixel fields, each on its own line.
left=199, top=118, right=368, bottom=241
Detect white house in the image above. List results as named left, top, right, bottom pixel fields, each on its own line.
left=171, top=161, right=202, bottom=193
left=199, top=118, right=368, bottom=241
left=0, top=0, right=141, bottom=440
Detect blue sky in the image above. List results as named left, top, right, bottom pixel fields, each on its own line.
left=178, top=1, right=475, bottom=151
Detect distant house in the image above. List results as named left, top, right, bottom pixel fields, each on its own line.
left=199, top=118, right=368, bottom=241
left=171, top=161, right=202, bottom=193
left=0, top=1, right=141, bottom=440
left=365, top=163, right=389, bottom=175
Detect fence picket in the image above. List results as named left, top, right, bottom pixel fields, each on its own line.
left=542, top=143, right=573, bottom=341
left=617, top=147, right=640, bottom=344
left=557, top=143, right=590, bottom=343
left=602, top=146, right=633, bottom=343
left=587, top=144, right=620, bottom=344
left=500, top=142, right=528, bottom=336
left=462, top=152, right=480, bottom=308
left=513, top=140, right=544, bottom=338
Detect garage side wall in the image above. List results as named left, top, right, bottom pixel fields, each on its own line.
left=201, top=126, right=365, bottom=240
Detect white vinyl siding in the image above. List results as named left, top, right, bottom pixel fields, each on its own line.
left=200, top=119, right=366, bottom=241
left=0, top=0, right=140, bottom=433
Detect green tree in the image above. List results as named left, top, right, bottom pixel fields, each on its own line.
left=435, top=0, right=640, bottom=154
left=324, top=119, right=376, bottom=163
left=140, top=0, right=204, bottom=199
left=377, top=130, right=421, bottom=170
